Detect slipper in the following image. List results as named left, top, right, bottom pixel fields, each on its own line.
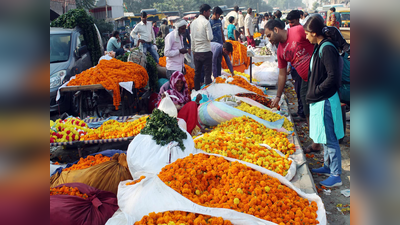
left=303, top=145, right=321, bottom=154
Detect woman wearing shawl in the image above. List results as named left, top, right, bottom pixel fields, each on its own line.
left=158, top=71, right=202, bottom=134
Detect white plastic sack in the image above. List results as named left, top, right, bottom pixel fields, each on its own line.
left=205, top=83, right=259, bottom=100
left=98, top=54, right=113, bottom=64
left=50, top=162, right=66, bottom=177
left=113, top=153, right=326, bottom=225
left=111, top=172, right=272, bottom=225
left=177, top=118, right=187, bottom=131
left=158, top=92, right=178, bottom=118
left=126, top=128, right=196, bottom=177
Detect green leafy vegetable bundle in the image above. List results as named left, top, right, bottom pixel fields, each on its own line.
left=146, top=52, right=158, bottom=92
left=141, top=109, right=187, bottom=150
left=156, top=38, right=165, bottom=57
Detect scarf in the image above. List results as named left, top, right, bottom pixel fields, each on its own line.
left=166, top=71, right=190, bottom=105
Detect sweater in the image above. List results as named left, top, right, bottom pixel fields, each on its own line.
left=306, top=39, right=342, bottom=104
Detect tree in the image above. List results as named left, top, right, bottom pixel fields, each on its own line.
left=76, top=0, right=96, bottom=10
left=124, top=0, right=164, bottom=14
left=94, top=18, right=114, bottom=34
left=312, top=1, right=320, bottom=10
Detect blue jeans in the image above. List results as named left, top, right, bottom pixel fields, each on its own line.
left=323, top=100, right=342, bottom=176
left=142, top=42, right=159, bottom=63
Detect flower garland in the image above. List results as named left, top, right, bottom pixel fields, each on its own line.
left=236, top=102, right=294, bottom=131
left=158, top=154, right=319, bottom=224
left=236, top=93, right=279, bottom=109
left=221, top=40, right=250, bottom=70
left=80, top=116, right=148, bottom=140
left=67, top=58, right=149, bottom=110
left=50, top=185, right=88, bottom=199
left=134, top=211, right=232, bottom=225
left=158, top=56, right=195, bottom=91
left=50, top=118, right=92, bottom=143
left=63, top=154, right=111, bottom=171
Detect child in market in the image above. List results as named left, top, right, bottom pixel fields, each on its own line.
left=227, top=16, right=236, bottom=40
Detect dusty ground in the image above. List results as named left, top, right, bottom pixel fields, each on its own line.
left=284, top=81, right=350, bottom=225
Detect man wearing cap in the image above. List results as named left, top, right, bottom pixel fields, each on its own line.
left=164, top=19, right=189, bottom=79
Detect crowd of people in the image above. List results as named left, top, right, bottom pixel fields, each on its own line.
left=105, top=5, right=350, bottom=187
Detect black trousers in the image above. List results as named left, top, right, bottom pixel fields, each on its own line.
left=291, top=68, right=304, bottom=116
left=194, top=51, right=213, bottom=90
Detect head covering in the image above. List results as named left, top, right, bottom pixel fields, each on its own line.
left=165, top=71, right=190, bottom=105
left=173, top=19, right=188, bottom=42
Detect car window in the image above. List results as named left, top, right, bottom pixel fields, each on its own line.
left=50, top=34, right=71, bottom=63
left=77, top=34, right=86, bottom=49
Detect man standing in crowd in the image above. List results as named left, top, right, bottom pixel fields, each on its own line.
left=299, top=10, right=310, bottom=25
left=164, top=19, right=188, bottom=79
left=131, top=12, right=159, bottom=63
left=152, top=21, right=159, bottom=37
left=220, top=16, right=225, bottom=31
left=252, top=13, right=259, bottom=33
left=285, top=10, right=305, bottom=118
left=245, top=8, right=255, bottom=47
left=274, top=10, right=286, bottom=28
left=264, top=19, right=321, bottom=152
left=238, top=11, right=245, bottom=32
left=191, top=4, right=213, bottom=90
left=107, top=31, right=124, bottom=57
left=225, top=5, right=239, bottom=29
left=210, top=6, right=225, bottom=44
left=159, top=20, right=170, bottom=38
left=211, top=42, right=235, bottom=78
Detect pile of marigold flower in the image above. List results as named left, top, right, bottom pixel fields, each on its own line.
left=195, top=116, right=296, bottom=155
left=236, top=103, right=294, bottom=131
left=80, top=116, right=148, bottom=140
left=222, top=40, right=250, bottom=69
left=253, top=32, right=262, bottom=39
left=158, top=56, right=195, bottom=90
left=158, top=154, right=319, bottom=224
left=67, top=58, right=148, bottom=110
left=194, top=131, right=292, bottom=176
left=50, top=185, right=88, bottom=199
left=50, top=117, right=92, bottom=143
left=126, top=175, right=146, bottom=186
left=207, top=76, right=265, bottom=96
left=63, top=154, right=111, bottom=171
left=134, top=211, right=232, bottom=225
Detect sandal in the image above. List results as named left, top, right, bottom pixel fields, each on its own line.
left=303, top=144, right=321, bottom=154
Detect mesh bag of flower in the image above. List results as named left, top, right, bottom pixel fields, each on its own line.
left=50, top=183, right=118, bottom=225
left=50, top=152, right=132, bottom=195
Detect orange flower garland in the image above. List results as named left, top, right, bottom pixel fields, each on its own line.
left=135, top=211, right=232, bottom=225
left=159, top=154, right=319, bottom=224
left=50, top=185, right=88, bottom=199
left=67, top=59, right=148, bottom=110
left=222, top=40, right=250, bottom=70
left=126, top=176, right=146, bottom=186
left=80, top=116, right=148, bottom=140
left=63, top=154, right=111, bottom=171
left=158, top=56, right=195, bottom=90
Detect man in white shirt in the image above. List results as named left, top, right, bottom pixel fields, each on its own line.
left=190, top=4, right=214, bottom=90
left=131, top=12, right=159, bottom=63
left=238, top=11, right=245, bottom=32
left=224, top=5, right=239, bottom=29
left=244, top=8, right=255, bottom=47
left=164, top=19, right=188, bottom=79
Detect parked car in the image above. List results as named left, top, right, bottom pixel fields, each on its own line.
left=50, top=26, right=104, bottom=114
